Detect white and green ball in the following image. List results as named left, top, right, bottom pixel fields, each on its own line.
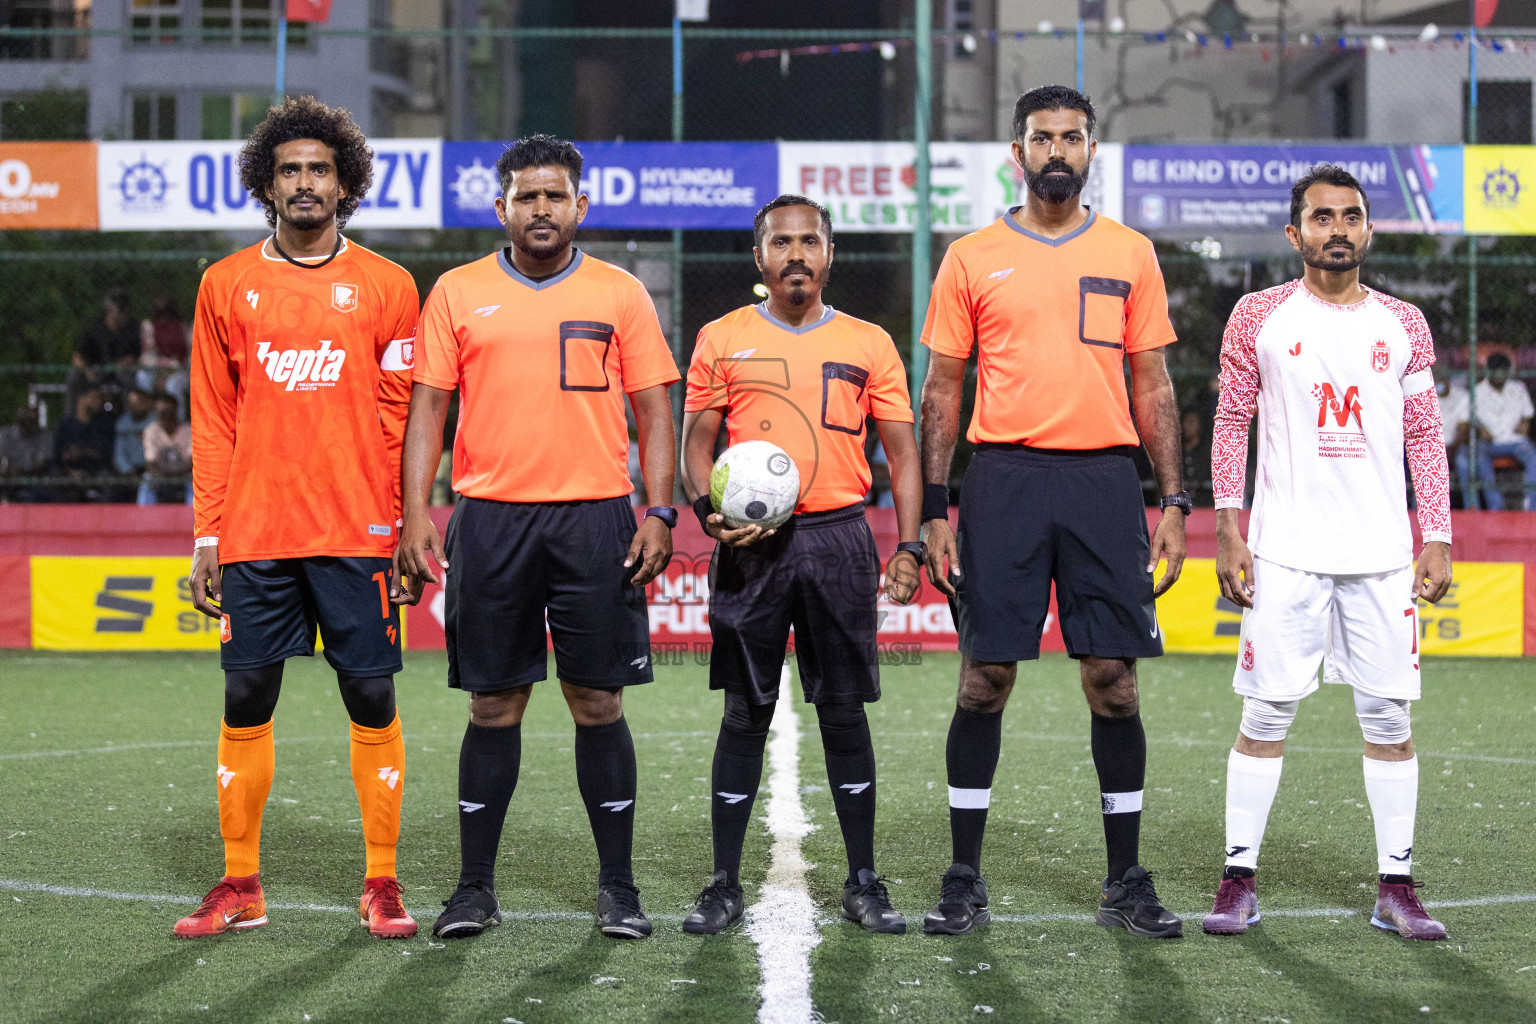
left=709, top=440, right=800, bottom=530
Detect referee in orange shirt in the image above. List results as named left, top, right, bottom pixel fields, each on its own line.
left=397, top=135, right=680, bottom=941
left=918, top=87, right=1189, bottom=938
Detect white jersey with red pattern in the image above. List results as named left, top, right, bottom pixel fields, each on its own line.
left=1213, top=279, right=1451, bottom=576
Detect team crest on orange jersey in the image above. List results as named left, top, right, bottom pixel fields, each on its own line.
left=220, top=614, right=232, bottom=643
left=331, top=283, right=358, bottom=313
left=1371, top=339, right=1390, bottom=373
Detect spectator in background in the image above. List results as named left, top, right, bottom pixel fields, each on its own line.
left=54, top=386, right=116, bottom=500
left=0, top=405, right=53, bottom=502
left=1180, top=408, right=1213, bottom=507
left=1436, top=367, right=1471, bottom=506
left=114, top=388, right=154, bottom=475
left=140, top=392, right=192, bottom=504
left=138, top=292, right=191, bottom=409
left=1467, top=353, right=1535, bottom=511
left=70, top=289, right=139, bottom=407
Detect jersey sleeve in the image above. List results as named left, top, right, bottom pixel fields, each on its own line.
left=375, top=268, right=419, bottom=518
left=1212, top=293, right=1263, bottom=510
left=617, top=277, right=681, bottom=394
left=413, top=279, right=459, bottom=392
left=683, top=325, right=728, bottom=413
left=1124, top=240, right=1178, bottom=354
left=1382, top=296, right=1452, bottom=544
left=868, top=330, right=914, bottom=423
left=920, top=245, right=976, bottom=359
left=190, top=267, right=237, bottom=541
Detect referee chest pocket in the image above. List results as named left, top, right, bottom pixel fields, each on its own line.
left=559, top=320, right=616, bottom=392
left=1078, top=277, right=1130, bottom=350
left=821, top=361, right=870, bottom=435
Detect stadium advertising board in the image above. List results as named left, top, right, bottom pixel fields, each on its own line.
left=1154, top=558, right=1524, bottom=658
left=0, top=143, right=98, bottom=229
left=1463, top=145, right=1536, bottom=234
left=777, top=142, right=1124, bottom=233
left=95, top=140, right=442, bottom=231
left=1124, top=145, right=1464, bottom=233
left=441, top=141, right=777, bottom=230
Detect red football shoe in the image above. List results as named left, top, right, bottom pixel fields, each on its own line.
left=1203, top=874, right=1260, bottom=935
left=172, top=874, right=268, bottom=937
left=1371, top=879, right=1447, bottom=940
left=361, top=876, right=418, bottom=939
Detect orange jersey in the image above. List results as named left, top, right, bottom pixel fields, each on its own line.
left=921, top=210, right=1177, bottom=449
left=192, top=237, right=418, bottom=563
left=415, top=248, right=680, bottom=503
left=686, top=303, right=912, bottom=513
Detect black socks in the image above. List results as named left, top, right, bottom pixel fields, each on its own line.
left=457, top=721, right=522, bottom=888
left=1091, top=712, right=1147, bottom=883
left=945, top=705, right=1003, bottom=873
left=574, top=717, right=638, bottom=887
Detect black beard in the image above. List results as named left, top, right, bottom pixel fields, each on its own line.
left=511, top=220, right=578, bottom=261
left=763, top=262, right=825, bottom=306
left=1023, top=159, right=1089, bottom=205
left=1301, top=237, right=1368, bottom=272
left=276, top=196, right=333, bottom=230
left=787, top=284, right=807, bottom=306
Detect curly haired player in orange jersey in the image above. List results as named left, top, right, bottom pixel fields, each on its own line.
left=176, top=97, right=420, bottom=939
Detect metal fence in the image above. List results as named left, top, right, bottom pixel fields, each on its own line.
left=2, top=17, right=1535, bottom=507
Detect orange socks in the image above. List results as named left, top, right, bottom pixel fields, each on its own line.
left=349, top=714, right=405, bottom=879
left=217, top=719, right=275, bottom=878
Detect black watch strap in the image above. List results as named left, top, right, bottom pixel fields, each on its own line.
left=644, top=505, right=678, bottom=528
left=895, top=541, right=927, bottom=563
left=1160, top=490, right=1193, bottom=514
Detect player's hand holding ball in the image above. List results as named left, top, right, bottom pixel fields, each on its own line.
left=706, top=441, right=798, bottom=549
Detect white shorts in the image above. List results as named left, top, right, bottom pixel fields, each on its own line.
left=1233, top=557, right=1421, bottom=702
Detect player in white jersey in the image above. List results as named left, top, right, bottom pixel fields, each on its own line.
left=1202, top=165, right=1453, bottom=941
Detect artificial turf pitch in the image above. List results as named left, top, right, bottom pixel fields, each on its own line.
left=1, top=649, right=1532, bottom=1024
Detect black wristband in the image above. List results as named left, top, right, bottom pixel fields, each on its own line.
left=693, top=494, right=715, bottom=532
left=922, top=483, right=950, bottom=523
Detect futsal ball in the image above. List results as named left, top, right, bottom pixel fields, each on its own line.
left=709, top=440, right=800, bottom=530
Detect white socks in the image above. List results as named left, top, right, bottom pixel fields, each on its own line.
left=1363, top=755, right=1419, bottom=875
left=1224, top=749, right=1284, bottom=871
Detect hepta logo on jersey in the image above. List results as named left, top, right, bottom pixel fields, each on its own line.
left=256, top=339, right=347, bottom=391
left=331, top=283, right=358, bottom=313
left=1241, top=639, right=1255, bottom=671
left=1371, top=339, right=1391, bottom=373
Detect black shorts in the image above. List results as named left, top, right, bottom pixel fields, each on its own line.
left=444, top=495, right=652, bottom=692
left=219, top=557, right=402, bottom=675
left=708, top=503, right=882, bottom=706
left=954, top=444, right=1162, bottom=663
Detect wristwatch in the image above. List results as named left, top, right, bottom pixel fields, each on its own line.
left=643, top=506, right=678, bottom=528
left=1159, top=491, right=1193, bottom=515
left=895, top=541, right=928, bottom=563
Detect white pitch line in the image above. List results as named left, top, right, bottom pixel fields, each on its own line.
left=0, top=879, right=682, bottom=923
left=0, top=736, right=328, bottom=762
left=746, top=665, right=820, bottom=1024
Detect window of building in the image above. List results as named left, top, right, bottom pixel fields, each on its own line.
left=129, top=0, right=183, bottom=45
left=1331, top=79, right=1353, bottom=139
left=1465, top=80, right=1534, bottom=145
left=201, top=0, right=308, bottom=47
left=200, top=93, right=268, bottom=139
left=5, top=0, right=91, bottom=59
left=131, top=94, right=177, bottom=139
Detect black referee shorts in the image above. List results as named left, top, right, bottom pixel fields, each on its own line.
left=219, top=557, right=402, bottom=675
left=954, top=444, right=1162, bottom=663
left=444, top=495, right=653, bottom=692
left=708, top=503, right=882, bottom=706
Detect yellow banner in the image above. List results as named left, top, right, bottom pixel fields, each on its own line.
left=1464, top=146, right=1536, bottom=235
left=28, top=556, right=408, bottom=651
left=1154, top=558, right=1524, bottom=658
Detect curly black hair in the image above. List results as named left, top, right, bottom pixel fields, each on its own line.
left=240, top=95, right=373, bottom=228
